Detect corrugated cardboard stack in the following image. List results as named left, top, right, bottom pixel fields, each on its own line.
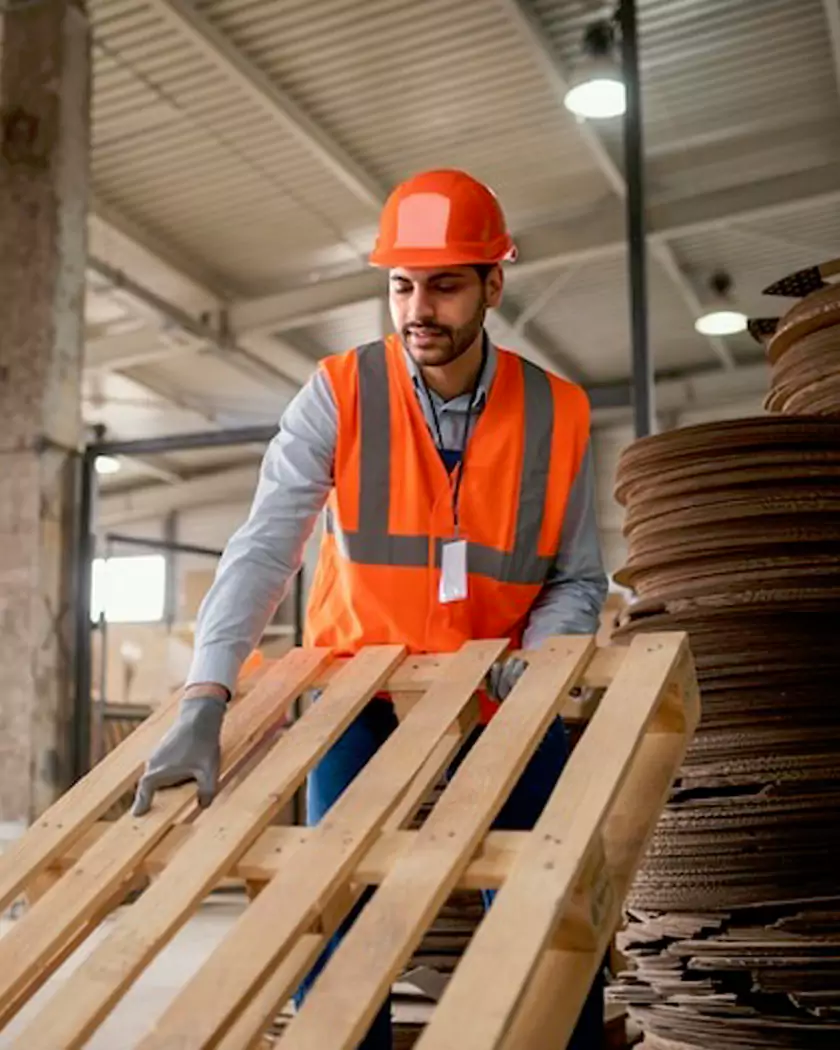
left=757, top=262, right=840, bottom=417
left=608, top=268, right=840, bottom=1050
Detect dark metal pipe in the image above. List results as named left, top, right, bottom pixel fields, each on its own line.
left=619, top=0, right=654, bottom=438
left=163, top=513, right=178, bottom=628
left=71, top=449, right=96, bottom=781
left=89, top=424, right=278, bottom=458
left=104, top=532, right=223, bottom=560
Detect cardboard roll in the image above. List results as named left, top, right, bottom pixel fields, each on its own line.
left=614, top=418, right=840, bottom=504
left=764, top=376, right=840, bottom=414
left=615, top=594, right=840, bottom=625
left=622, top=486, right=840, bottom=534
left=629, top=1003, right=840, bottom=1048
left=637, top=587, right=840, bottom=616
left=772, top=325, right=840, bottom=380
left=617, top=459, right=840, bottom=508
left=683, top=725, right=840, bottom=762
left=768, top=283, right=840, bottom=364
left=677, top=751, right=840, bottom=790
left=654, top=792, right=840, bottom=832
left=617, top=553, right=840, bottom=598
left=622, top=528, right=840, bottom=572
left=629, top=867, right=839, bottom=912
left=766, top=324, right=840, bottom=416
left=624, top=505, right=840, bottom=546
left=621, top=537, right=839, bottom=588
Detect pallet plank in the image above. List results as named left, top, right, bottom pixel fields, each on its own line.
left=281, top=636, right=596, bottom=1050
left=134, top=639, right=507, bottom=1050
left=8, top=646, right=337, bottom=1050
left=0, top=661, right=271, bottom=915
left=500, top=697, right=697, bottom=1050
left=215, top=711, right=484, bottom=1050
left=0, top=637, right=698, bottom=1050
left=313, top=644, right=624, bottom=698
left=0, top=692, right=179, bottom=915
left=415, top=632, right=690, bottom=1050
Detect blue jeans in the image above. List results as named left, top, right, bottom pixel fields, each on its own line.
left=294, top=698, right=605, bottom=1049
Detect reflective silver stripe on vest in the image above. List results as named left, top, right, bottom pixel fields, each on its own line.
left=325, top=340, right=555, bottom=585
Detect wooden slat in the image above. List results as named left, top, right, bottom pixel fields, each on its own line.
left=314, top=642, right=622, bottom=696
left=0, top=661, right=271, bottom=915
left=281, top=636, right=596, bottom=1050
left=48, top=679, right=596, bottom=884
left=0, top=691, right=179, bottom=915
left=499, top=656, right=699, bottom=1050
left=8, top=647, right=336, bottom=1049
left=133, top=639, right=507, bottom=1050
left=214, top=708, right=484, bottom=1050
left=414, top=632, right=690, bottom=1050
left=48, top=821, right=528, bottom=894
left=0, top=870, right=148, bottom=1032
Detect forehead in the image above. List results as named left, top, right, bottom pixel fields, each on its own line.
left=389, top=266, right=476, bottom=284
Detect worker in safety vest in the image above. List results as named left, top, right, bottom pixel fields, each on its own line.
left=132, top=169, right=608, bottom=1049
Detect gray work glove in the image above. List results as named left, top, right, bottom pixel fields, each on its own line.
left=131, top=696, right=226, bottom=816
left=486, top=656, right=528, bottom=702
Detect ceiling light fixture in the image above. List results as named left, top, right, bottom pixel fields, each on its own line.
left=564, top=18, right=626, bottom=120
left=694, top=271, right=747, bottom=336
left=95, top=455, right=121, bottom=475
left=694, top=310, right=748, bottom=336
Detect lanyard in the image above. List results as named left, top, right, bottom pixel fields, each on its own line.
left=419, top=336, right=488, bottom=534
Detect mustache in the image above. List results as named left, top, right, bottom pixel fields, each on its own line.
left=404, top=323, right=452, bottom=337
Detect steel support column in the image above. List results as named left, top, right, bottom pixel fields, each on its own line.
left=620, top=0, right=655, bottom=437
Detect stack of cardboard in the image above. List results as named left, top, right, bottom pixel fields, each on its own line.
left=608, top=416, right=840, bottom=1049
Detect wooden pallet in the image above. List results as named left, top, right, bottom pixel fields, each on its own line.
left=0, top=632, right=699, bottom=1050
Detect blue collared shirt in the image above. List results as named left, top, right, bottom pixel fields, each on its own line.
left=186, top=337, right=608, bottom=692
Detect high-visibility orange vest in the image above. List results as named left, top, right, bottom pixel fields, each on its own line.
left=304, top=334, right=591, bottom=718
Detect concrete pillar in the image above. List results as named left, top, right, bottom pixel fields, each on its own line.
left=0, top=1, right=91, bottom=831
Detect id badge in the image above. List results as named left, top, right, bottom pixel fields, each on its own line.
left=439, top=539, right=468, bottom=604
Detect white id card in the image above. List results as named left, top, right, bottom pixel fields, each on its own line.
left=439, top=539, right=468, bottom=604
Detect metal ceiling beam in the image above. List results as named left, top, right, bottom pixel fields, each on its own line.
left=84, top=327, right=202, bottom=371
left=88, top=197, right=222, bottom=318
left=648, top=241, right=735, bottom=369
left=125, top=457, right=183, bottom=486
left=146, top=0, right=387, bottom=210
left=89, top=203, right=320, bottom=389
left=488, top=306, right=584, bottom=382
left=98, top=464, right=261, bottom=527
left=496, top=0, right=733, bottom=370
left=136, top=0, right=570, bottom=375
left=95, top=352, right=771, bottom=526
left=229, top=163, right=840, bottom=336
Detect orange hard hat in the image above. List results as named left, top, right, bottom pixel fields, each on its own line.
left=369, top=169, right=517, bottom=268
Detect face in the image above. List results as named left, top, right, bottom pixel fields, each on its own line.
left=389, top=265, right=503, bottom=367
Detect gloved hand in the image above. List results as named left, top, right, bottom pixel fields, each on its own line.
left=131, top=695, right=226, bottom=816
left=486, top=656, right=528, bottom=702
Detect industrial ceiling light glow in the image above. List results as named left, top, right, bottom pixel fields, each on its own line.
left=694, top=310, right=748, bottom=336
left=95, top=454, right=121, bottom=475
left=564, top=77, right=626, bottom=119
left=564, top=17, right=626, bottom=120
left=695, top=271, right=747, bottom=336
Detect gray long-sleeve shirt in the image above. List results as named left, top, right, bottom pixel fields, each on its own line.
left=186, top=337, right=608, bottom=693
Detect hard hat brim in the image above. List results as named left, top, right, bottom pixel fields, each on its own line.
left=369, top=241, right=517, bottom=269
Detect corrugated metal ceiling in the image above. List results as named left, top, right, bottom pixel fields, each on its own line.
left=7, top=0, right=833, bottom=445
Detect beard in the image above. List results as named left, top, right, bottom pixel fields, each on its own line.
left=402, top=299, right=486, bottom=367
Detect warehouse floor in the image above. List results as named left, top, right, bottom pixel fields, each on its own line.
left=0, top=894, right=246, bottom=1048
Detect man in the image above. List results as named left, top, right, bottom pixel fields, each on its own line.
left=133, top=169, right=608, bottom=1048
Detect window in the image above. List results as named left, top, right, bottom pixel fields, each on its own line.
left=91, top=555, right=166, bottom=624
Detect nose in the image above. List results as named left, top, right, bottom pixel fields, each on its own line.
left=408, top=285, right=436, bottom=324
